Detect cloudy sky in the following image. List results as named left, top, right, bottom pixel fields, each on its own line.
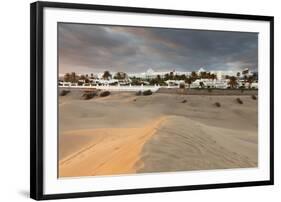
left=58, top=23, right=258, bottom=74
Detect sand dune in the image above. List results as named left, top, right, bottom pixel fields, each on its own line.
left=59, top=117, right=167, bottom=177
left=138, top=116, right=257, bottom=173
left=59, top=91, right=258, bottom=177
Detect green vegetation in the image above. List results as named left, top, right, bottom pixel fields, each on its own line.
left=149, top=76, right=167, bottom=86
left=63, top=72, right=79, bottom=83
left=228, top=76, right=238, bottom=88
left=102, top=71, right=112, bottom=80
left=61, top=70, right=258, bottom=91
left=185, top=77, right=193, bottom=88
left=114, top=72, right=127, bottom=80
left=191, top=71, right=198, bottom=80
left=63, top=72, right=91, bottom=84
left=130, top=77, right=145, bottom=86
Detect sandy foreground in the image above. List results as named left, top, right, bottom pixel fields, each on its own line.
left=59, top=90, right=258, bottom=177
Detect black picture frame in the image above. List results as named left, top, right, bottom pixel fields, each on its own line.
left=30, top=1, right=274, bottom=200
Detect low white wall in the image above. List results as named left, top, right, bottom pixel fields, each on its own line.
left=59, top=85, right=161, bottom=92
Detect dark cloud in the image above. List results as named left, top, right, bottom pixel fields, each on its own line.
left=58, top=23, right=258, bottom=74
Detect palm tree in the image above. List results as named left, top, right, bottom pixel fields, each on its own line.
left=191, top=71, right=198, bottom=80
left=102, top=71, right=112, bottom=80
left=70, top=72, right=78, bottom=83
left=114, top=72, right=121, bottom=80
left=242, top=68, right=249, bottom=75
left=79, top=75, right=86, bottom=80
left=164, top=73, right=169, bottom=81
left=79, top=74, right=90, bottom=83
left=64, top=73, right=71, bottom=82
left=180, top=74, right=187, bottom=80
left=174, top=74, right=180, bottom=80
left=185, top=77, right=192, bottom=89
left=200, top=71, right=207, bottom=79
left=210, top=73, right=217, bottom=80
left=228, top=76, right=238, bottom=88
left=169, top=72, right=174, bottom=79
left=155, top=75, right=162, bottom=85
left=114, top=72, right=128, bottom=80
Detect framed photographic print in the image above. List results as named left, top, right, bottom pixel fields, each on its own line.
left=30, top=1, right=274, bottom=200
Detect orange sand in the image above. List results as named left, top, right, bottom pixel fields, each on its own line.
left=59, top=117, right=166, bottom=177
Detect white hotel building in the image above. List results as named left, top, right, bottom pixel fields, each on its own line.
left=59, top=67, right=258, bottom=89
left=128, top=68, right=191, bottom=79
left=128, top=67, right=253, bottom=80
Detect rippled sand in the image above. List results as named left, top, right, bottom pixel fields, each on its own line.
left=59, top=90, right=258, bottom=177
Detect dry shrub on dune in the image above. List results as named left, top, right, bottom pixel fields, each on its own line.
left=136, top=91, right=142, bottom=96
left=60, top=90, right=70, bottom=96
left=100, top=91, right=110, bottom=97
left=82, top=90, right=97, bottom=100
left=142, top=90, right=153, bottom=96
left=214, top=102, right=221, bottom=107
left=236, top=98, right=243, bottom=104
left=252, top=95, right=257, bottom=100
